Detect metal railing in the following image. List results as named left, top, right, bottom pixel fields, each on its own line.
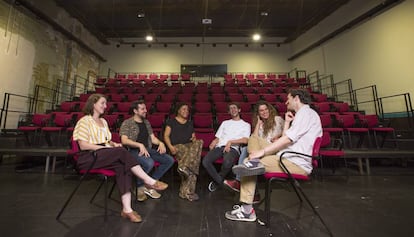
left=378, top=93, right=413, bottom=128
left=334, top=79, right=354, bottom=105
left=307, top=71, right=320, bottom=92
left=317, top=74, right=335, bottom=98
left=352, top=85, right=379, bottom=115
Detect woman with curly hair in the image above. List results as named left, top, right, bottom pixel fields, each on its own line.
left=249, top=100, right=285, bottom=149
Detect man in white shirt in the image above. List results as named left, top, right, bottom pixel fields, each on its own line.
left=225, top=89, right=322, bottom=222
left=202, top=102, right=251, bottom=192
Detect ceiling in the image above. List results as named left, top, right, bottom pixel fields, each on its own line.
left=54, top=0, right=350, bottom=45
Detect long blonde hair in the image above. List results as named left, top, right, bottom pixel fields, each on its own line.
left=252, top=100, right=278, bottom=137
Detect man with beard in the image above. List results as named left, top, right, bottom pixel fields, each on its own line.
left=202, top=102, right=251, bottom=192
left=224, top=89, right=322, bottom=222
left=120, top=100, right=174, bottom=201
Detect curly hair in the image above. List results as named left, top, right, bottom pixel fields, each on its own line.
left=288, top=88, right=312, bottom=105
left=82, top=93, right=107, bottom=116
left=252, top=100, right=279, bottom=137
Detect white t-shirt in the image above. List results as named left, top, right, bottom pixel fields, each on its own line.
left=215, top=119, right=251, bottom=150
left=277, top=105, right=322, bottom=174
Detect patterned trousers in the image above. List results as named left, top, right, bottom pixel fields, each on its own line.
left=174, top=139, right=203, bottom=196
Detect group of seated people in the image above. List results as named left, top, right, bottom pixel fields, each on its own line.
left=72, top=88, right=322, bottom=223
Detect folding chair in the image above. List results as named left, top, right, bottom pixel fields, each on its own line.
left=56, top=138, right=116, bottom=221
left=262, top=137, right=333, bottom=236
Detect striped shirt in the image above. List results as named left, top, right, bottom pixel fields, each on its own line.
left=73, top=115, right=112, bottom=146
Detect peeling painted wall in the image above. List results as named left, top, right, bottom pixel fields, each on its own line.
left=0, top=1, right=102, bottom=129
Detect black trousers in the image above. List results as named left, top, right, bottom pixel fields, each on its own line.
left=77, top=147, right=139, bottom=195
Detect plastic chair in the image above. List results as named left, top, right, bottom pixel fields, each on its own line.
left=262, top=137, right=333, bottom=237
left=56, top=138, right=116, bottom=221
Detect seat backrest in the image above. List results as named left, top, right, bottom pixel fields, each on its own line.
left=312, top=136, right=323, bottom=168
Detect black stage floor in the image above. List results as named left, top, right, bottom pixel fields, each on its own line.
left=0, top=157, right=414, bottom=237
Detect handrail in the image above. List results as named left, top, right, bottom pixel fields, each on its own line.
left=34, top=85, right=58, bottom=113
left=378, top=93, right=413, bottom=128
left=317, top=74, right=335, bottom=98
left=0, top=93, right=35, bottom=129
left=333, top=79, right=353, bottom=105
left=307, top=71, right=320, bottom=92
left=352, top=85, right=379, bottom=115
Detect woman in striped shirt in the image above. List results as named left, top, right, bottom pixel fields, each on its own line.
left=73, top=93, right=168, bottom=223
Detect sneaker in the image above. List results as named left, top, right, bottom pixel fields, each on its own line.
left=225, top=205, right=257, bottom=222
left=232, top=159, right=265, bottom=177
left=135, top=186, right=147, bottom=202
left=144, top=188, right=161, bottom=199
left=208, top=181, right=217, bottom=192
left=223, top=179, right=240, bottom=192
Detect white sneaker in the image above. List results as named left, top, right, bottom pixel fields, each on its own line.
left=144, top=187, right=161, bottom=199
left=225, top=205, right=257, bottom=222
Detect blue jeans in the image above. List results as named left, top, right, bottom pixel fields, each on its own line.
left=128, top=148, right=174, bottom=187
left=236, top=146, right=248, bottom=181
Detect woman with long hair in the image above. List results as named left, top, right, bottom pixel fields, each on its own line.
left=72, top=93, right=168, bottom=223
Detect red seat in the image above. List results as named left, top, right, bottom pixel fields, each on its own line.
left=41, top=113, right=73, bottom=146
left=359, top=114, right=396, bottom=148
left=319, top=131, right=347, bottom=176
left=18, top=113, right=51, bottom=145
left=192, top=114, right=214, bottom=133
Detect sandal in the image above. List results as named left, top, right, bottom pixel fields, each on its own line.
left=145, top=180, right=168, bottom=191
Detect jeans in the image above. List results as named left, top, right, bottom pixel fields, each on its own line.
left=128, top=148, right=174, bottom=187
left=202, top=146, right=240, bottom=185
left=236, top=146, right=248, bottom=181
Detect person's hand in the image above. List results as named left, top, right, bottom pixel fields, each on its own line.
left=169, top=146, right=177, bottom=155
left=157, top=142, right=166, bottom=154
left=112, top=142, right=123, bottom=148
left=138, top=143, right=150, bottom=157
left=223, top=141, right=232, bottom=153
left=256, top=115, right=263, bottom=126
left=209, top=142, right=215, bottom=150
left=285, top=111, right=295, bottom=123
left=249, top=149, right=265, bottom=160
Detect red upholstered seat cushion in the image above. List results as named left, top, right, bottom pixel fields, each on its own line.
left=79, top=169, right=116, bottom=176
left=263, top=172, right=309, bottom=181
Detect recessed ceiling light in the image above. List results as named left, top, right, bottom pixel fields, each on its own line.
left=252, top=33, right=261, bottom=41
left=260, top=12, right=268, bottom=16
left=146, top=35, right=153, bottom=41
left=137, top=12, right=145, bottom=18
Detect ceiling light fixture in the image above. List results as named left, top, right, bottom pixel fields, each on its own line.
left=252, top=33, right=261, bottom=41
left=137, top=13, right=145, bottom=18
left=146, top=35, right=153, bottom=42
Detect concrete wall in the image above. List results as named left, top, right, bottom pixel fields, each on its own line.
left=291, top=0, right=414, bottom=114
